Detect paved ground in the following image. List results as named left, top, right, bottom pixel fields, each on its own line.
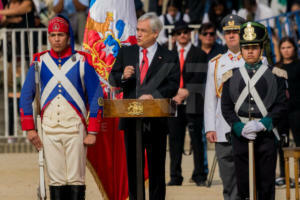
left=0, top=148, right=291, bottom=200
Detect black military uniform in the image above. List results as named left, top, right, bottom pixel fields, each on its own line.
left=221, top=22, right=288, bottom=200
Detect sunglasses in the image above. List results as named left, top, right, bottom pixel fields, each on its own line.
left=202, top=32, right=216, bottom=36
left=175, top=30, right=190, bottom=35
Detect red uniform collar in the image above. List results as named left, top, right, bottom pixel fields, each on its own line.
left=50, top=46, right=73, bottom=59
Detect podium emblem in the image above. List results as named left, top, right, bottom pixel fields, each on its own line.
left=128, top=102, right=144, bottom=116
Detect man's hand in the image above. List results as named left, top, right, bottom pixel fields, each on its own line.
left=172, top=95, right=184, bottom=104
left=83, top=134, right=97, bottom=146
left=172, top=88, right=189, bottom=104
left=206, top=131, right=217, bottom=143
left=27, top=130, right=43, bottom=151
left=122, top=66, right=135, bottom=80
left=139, top=94, right=154, bottom=100
left=177, top=88, right=189, bottom=98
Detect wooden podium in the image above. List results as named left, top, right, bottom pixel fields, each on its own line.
left=104, top=99, right=176, bottom=199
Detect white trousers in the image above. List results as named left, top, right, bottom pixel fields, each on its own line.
left=43, top=124, right=87, bottom=186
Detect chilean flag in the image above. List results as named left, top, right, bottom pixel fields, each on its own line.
left=83, top=1, right=147, bottom=200
left=83, top=0, right=137, bottom=84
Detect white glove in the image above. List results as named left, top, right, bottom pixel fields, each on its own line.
left=241, top=131, right=257, bottom=140
left=243, top=120, right=266, bottom=134
left=241, top=120, right=266, bottom=140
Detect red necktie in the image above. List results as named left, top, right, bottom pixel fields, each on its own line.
left=140, top=49, right=149, bottom=84
left=179, top=48, right=185, bottom=88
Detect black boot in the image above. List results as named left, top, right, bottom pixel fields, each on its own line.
left=68, top=185, right=86, bottom=200
left=49, top=185, right=67, bottom=200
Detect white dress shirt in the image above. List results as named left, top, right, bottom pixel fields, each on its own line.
left=157, top=12, right=190, bottom=45
left=176, top=42, right=192, bottom=60
left=139, top=42, right=158, bottom=67
left=237, top=3, right=275, bottom=27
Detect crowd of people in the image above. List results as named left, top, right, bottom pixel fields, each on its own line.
left=1, top=0, right=300, bottom=45
left=0, top=0, right=88, bottom=44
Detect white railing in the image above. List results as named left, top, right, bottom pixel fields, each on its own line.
left=0, top=28, right=48, bottom=139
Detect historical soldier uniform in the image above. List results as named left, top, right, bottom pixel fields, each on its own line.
left=221, top=22, right=287, bottom=200
left=19, top=16, right=103, bottom=199
left=204, top=14, right=245, bottom=200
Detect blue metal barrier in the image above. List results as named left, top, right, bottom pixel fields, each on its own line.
left=257, top=10, right=300, bottom=64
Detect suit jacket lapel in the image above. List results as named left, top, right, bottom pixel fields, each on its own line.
left=185, top=45, right=194, bottom=65
left=143, top=44, right=163, bottom=84
left=132, top=45, right=140, bottom=70
left=174, top=44, right=193, bottom=73
left=131, top=45, right=140, bottom=86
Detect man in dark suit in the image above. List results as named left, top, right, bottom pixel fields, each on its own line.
left=167, top=21, right=208, bottom=186
left=109, top=13, right=180, bottom=200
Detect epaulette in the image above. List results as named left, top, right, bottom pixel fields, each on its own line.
left=32, top=50, right=49, bottom=62
left=210, top=54, right=222, bottom=63
left=272, top=67, right=288, bottom=79
left=77, top=50, right=94, bottom=66
left=222, top=70, right=233, bottom=83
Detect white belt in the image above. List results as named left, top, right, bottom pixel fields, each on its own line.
left=239, top=117, right=260, bottom=123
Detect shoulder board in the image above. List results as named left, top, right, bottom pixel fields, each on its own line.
left=77, top=51, right=93, bottom=67
left=210, top=54, right=222, bottom=63
left=222, top=70, right=233, bottom=83
left=272, top=67, right=288, bottom=79
left=32, top=50, right=49, bottom=62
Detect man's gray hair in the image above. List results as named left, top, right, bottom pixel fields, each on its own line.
left=138, top=12, right=163, bottom=33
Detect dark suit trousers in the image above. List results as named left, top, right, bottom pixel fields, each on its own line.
left=124, top=119, right=167, bottom=200
left=168, top=104, right=206, bottom=183
left=232, top=133, right=277, bottom=200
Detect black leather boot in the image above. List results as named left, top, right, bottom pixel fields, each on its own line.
left=49, top=185, right=67, bottom=200
left=68, top=185, right=86, bottom=200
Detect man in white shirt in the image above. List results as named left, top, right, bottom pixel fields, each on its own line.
left=157, top=0, right=190, bottom=45
left=237, top=0, right=275, bottom=27
left=204, top=14, right=245, bottom=200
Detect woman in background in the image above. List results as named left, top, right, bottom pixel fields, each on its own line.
left=274, top=37, right=300, bottom=186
